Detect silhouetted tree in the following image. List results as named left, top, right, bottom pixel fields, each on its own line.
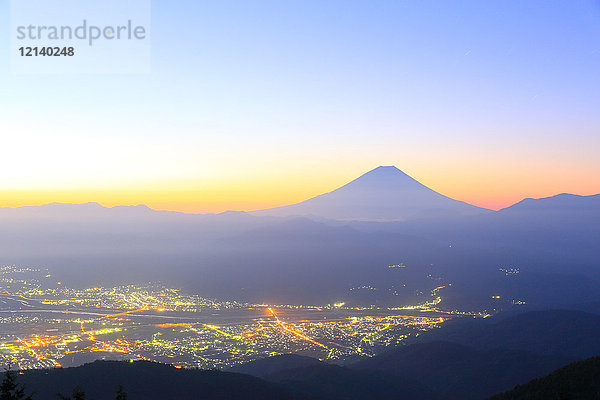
left=0, top=367, right=32, bottom=400
left=115, top=386, right=127, bottom=400
left=56, top=387, right=85, bottom=400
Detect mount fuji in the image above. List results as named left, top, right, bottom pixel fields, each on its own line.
left=252, top=166, right=490, bottom=221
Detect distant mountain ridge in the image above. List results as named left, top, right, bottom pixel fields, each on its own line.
left=499, top=193, right=600, bottom=214
left=1, top=168, right=597, bottom=223
left=0, top=168, right=597, bottom=306
left=252, top=166, right=490, bottom=221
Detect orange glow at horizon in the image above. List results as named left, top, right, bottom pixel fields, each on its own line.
left=0, top=163, right=598, bottom=213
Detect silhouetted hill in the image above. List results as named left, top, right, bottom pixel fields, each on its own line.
left=351, top=341, right=571, bottom=400
left=260, top=362, right=435, bottom=400
left=253, top=166, right=489, bottom=221
left=229, top=354, right=434, bottom=399
left=15, top=357, right=435, bottom=400
left=15, top=360, right=314, bottom=400
left=229, top=354, right=324, bottom=377
left=488, top=356, right=600, bottom=400
left=411, top=310, right=600, bottom=359
left=558, top=300, right=600, bottom=315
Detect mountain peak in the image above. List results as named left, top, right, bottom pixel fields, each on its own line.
left=253, top=166, right=489, bottom=221
left=500, top=193, right=600, bottom=213
left=369, top=165, right=400, bottom=172
left=360, top=165, right=406, bottom=176
left=340, top=166, right=422, bottom=190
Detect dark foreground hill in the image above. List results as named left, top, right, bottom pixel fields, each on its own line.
left=229, top=353, right=324, bottom=377
left=8, top=348, right=592, bottom=400
left=14, top=360, right=313, bottom=400
left=488, top=356, right=600, bottom=400
left=228, top=343, right=571, bottom=400
left=14, top=358, right=432, bottom=400
left=231, top=354, right=435, bottom=400
left=351, top=341, right=572, bottom=400
left=263, top=362, right=436, bottom=400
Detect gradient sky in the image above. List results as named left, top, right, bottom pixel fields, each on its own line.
left=0, top=0, right=599, bottom=212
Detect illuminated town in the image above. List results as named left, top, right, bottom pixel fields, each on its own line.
left=0, top=265, right=472, bottom=370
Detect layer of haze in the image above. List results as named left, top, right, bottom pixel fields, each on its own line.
left=0, top=1, right=599, bottom=212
